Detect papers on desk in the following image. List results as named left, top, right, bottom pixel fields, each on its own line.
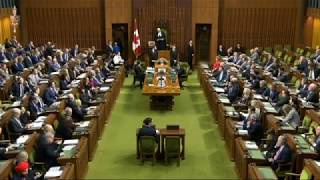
left=71, top=80, right=81, bottom=86
left=315, top=161, right=320, bottom=167
left=63, top=139, right=79, bottom=146
left=200, top=64, right=209, bottom=69
left=62, top=145, right=76, bottom=157
left=105, top=78, right=115, bottom=83
left=78, top=121, right=90, bottom=128
left=262, top=102, right=273, bottom=108
left=50, top=72, right=60, bottom=76
left=35, top=116, right=47, bottom=122
left=11, top=101, right=21, bottom=107
left=99, top=86, right=110, bottom=93
left=253, top=94, right=264, bottom=100
left=44, top=166, right=63, bottom=179
left=62, top=89, right=72, bottom=94
left=245, top=141, right=259, bottom=149
left=48, top=101, right=60, bottom=109
left=16, top=135, right=30, bottom=144
left=219, top=98, right=230, bottom=104
left=238, top=129, right=248, bottom=135
left=77, top=73, right=87, bottom=79
left=29, top=121, right=44, bottom=129
left=265, top=107, right=278, bottom=113
left=213, top=87, right=225, bottom=93
left=39, top=80, right=49, bottom=84
left=274, top=116, right=284, bottom=121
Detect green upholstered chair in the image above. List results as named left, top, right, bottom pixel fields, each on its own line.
left=305, top=51, right=312, bottom=58
left=164, top=136, right=181, bottom=166
left=285, top=167, right=313, bottom=180
left=139, top=136, right=157, bottom=165
left=302, top=115, right=312, bottom=128
left=264, top=47, right=273, bottom=53
left=295, top=79, right=301, bottom=89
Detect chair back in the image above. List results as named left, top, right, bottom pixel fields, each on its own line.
left=139, top=136, right=156, bottom=154
left=165, top=136, right=181, bottom=154
left=300, top=167, right=312, bottom=180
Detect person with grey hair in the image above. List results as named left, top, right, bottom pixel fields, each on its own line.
left=268, top=135, right=292, bottom=170
left=247, top=113, right=263, bottom=145
left=8, top=108, right=30, bottom=138
left=37, top=132, right=61, bottom=167
left=55, top=107, right=75, bottom=140
left=282, top=104, right=300, bottom=129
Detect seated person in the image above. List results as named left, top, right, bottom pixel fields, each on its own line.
left=11, top=57, right=24, bottom=74
left=28, top=69, right=41, bottom=88
left=298, top=78, right=309, bottom=98
left=66, top=94, right=85, bottom=122
left=226, top=77, right=240, bottom=103
left=112, top=52, right=124, bottom=65
left=275, top=89, right=290, bottom=109
left=59, top=74, right=70, bottom=91
left=296, top=56, right=308, bottom=74
left=264, top=83, right=279, bottom=103
left=306, top=83, right=319, bottom=104
left=55, top=107, right=75, bottom=140
left=20, top=107, right=31, bottom=126
left=43, top=81, right=58, bottom=106
left=237, top=88, right=251, bottom=106
left=247, top=115, right=263, bottom=146
left=268, top=135, right=292, bottom=170
left=11, top=76, right=30, bottom=101
left=281, top=104, right=300, bottom=129
left=37, top=124, right=55, bottom=148
left=256, top=80, right=268, bottom=95
left=8, top=108, right=31, bottom=137
left=0, top=127, right=10, bottom=160
left=212, top=56, right=222, bottom=71
left=80, top=85, right=96, bottom=107
left=138, top=117, right=159, bottom=142
left=37, top=132, right=61, bottom=167
left=12, top=161, right=39, bottom=180
left=314, top=127, right=320, bottom=153
left=28, top=96, right=43, bottom=120
left=214, top=63, right=229, bottom=82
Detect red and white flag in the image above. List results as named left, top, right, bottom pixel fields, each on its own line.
left=132, top=19, right=141, bottom=58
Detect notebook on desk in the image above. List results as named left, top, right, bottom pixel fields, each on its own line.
left=166, top=125, right=179, bottom=130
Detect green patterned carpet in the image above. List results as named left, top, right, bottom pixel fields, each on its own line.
left=86, top=73, right=236, bottom=179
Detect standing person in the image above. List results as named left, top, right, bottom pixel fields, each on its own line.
left=187, top=40, right=194, bottom=71
left=155, top=28, right=166, bottom=50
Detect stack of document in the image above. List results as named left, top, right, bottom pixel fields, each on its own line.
left=39, top=80, right=49, bottom=84
left=213, top=87, right=225, bottom=93
left=253, top=94, right=264, bottom=100
left=238, top=129, right=248, bottom=135
left=77, top=73, right=87, bottom=79
left=16, top=135, right=30, bottom=144
left=50, top=72, right=60, bottom=76
left=44, top=166, right=63, bottom=179
left=63, top=139, right=79, bottom=146
left=245, top=141, right=259, bottom=149
left=30, top=121, right=44, bottom=129
left=78, top=121, right=90, bottom=128
left=35, top=116, right=47, bottom=122
left=11, top=101, right=21, bottom=107
left=62, top=145, right=76, bottom=158
left=99, top=86, right=110, bottom=93
left=105, top=78, right=115, bottom=83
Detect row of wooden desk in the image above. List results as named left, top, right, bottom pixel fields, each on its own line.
left=198, top=65, right=320, bottom=180
left=0, top=65, right=125, bottom=179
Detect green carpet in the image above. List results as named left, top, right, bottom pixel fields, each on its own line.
left=86, top=73, right=236, bottom=179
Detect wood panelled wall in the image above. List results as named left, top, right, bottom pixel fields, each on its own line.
left=219, top=0, right=304, bottom=49
left=0, top=8, right=13, bottom=43
left=133, top=0, right=192, bottom=60
left=20, top=0, right=105, bottom=49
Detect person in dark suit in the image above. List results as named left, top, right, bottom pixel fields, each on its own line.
left=80, top=85, right=96, bottom=107
left=217, top=45, right=227, bottom=56
left=37, top=132, right=61, bottom=167
left=298, top=78, right=309, bottom=98
left=226, top=77, right=240, bottom=103
left=306, top=83, right=319, bottom=104
left=11, top=77, right=29, bottom=101
left=187, top=40, right=194, bottom=70
left=43, top=81, right=58, bottom=106
left=234, top=43, right=245, bottom=53
left=31, top=50, right=40, bottom=64
left=149, top=46, right=158, bottom=67
left=275, top=89, right=290, bottom=108
left=66, top=94, right=85, bottom=122
left=8, top=108, right=29, bottom=137
left=138, top=117, right=159, bottom=142
left=214, top=64, right=229, bottom=82
left=55, top=108, right=75, bottom=140
left=106, top=40, right=114, bottom=58
left=269, top=135, right=292, bottom=170
left=24, top=41, right=35, bottom=52
left=170, top=45, right=179, bottom=67
left=56, top=50, right=67, bottom=66
left=23, top=53, right=33, bottom=68
left=256, top=80, right=267, bottom=95
left=265, top=83, right=279, bottom=103
left=113, top=42, right=121, bottom=55
left=28, top=96, right=42, bottom=120
left=133, top=61, right=145, bottom=89
left=306, top=62, right=319, bottom=80
left=247, top=115, right=263, bottom=146
left=11, top=58, right=24, bottom=74
left=20, top=107, right=31, bottom=127
left=70, top=44, right=80, bottom=57
left=176, top=64, right=186, bottom=88
left=155, top=28, right=166, bottom=50
left=297, top=56, right=308, bottom=74
left=59, top=74, right=69, bottom=91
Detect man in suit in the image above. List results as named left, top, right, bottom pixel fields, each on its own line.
left=298, top=78, right=309, bottom=98
left=37, top=132, right=61, bottom=167
left=55, top=107, right=75, bottom=140
left=282, top=104, right=300, bottom=129
left=11, top=77, right=29, bottom=101
left=265, top=83, right=279, bottom=103
left=235, top=43, right=245, bottom=53
left=48, top=58, right=61, bottom=73
left=8, top=108, right=30, bottom=137
left=11, top=58, right=24, bottom=74
left=29, top=96, right=42, bottom=120
left=269, top=135, right=292, bottom=170
left=24, top=41, right=34, bottom=52
left=133, top=61, right=145, bottom=89
left=176, top=64, right=186, bottom=88
left=66, top=94, right=85, bottom=122
left=43, top=81, right=58, bottom=106
left=275, top=89, right=290, bottom=108
left=170, top=45, right=179, bottom=67
left=297, top=56, right=308, bottom=74
left=70, top=44, right=79, bottom=57
left=306, top=83, right=319, bottom=104
left=217, top=45, right=227, bottom=56
left=106, top=40, right=114, bottom=58
left=138, top=117, right=159, bottom=142
left=56, top=50, right=67, bottom=66
left=247, top=115, right=263, bottom=146
left=214, top=63, right=229, bottom=82
left=28, top=69, right=40, bottom=88
left=149, top=46, right=158, bottom=67
left=80, top=85, right=96, bottom=107
left=187, top=40, right=194, bottom=70
left=226, top=77, right=240, bottom=103
left=250, top=47, right=260, bottom=63
left=155, top=28, right=166, bottom=50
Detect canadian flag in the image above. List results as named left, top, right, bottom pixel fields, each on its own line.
left=132, top=19, right=141, bottom=58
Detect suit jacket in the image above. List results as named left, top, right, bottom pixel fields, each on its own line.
left=11, top=63, right=24, bottom=74
left=70, top=48, right=79, bottom=57
left=227, top=84, right=240, bottom=103
left=297, top=61, right=308, bottom=74
left=60, top=80, right=69, bottom=91
left=28, top=74, right=40, bottom=88
left=55, top=117, right=74, bottom=140
left=170, top=49, right=178, bottom=60
left=80, top=89, right=95, bottom=106
left=306, top=91, right=319, bottom=104
left=235, top=47, right=245, bottom=53
left=268, top=90, right=279, bottom=103
left=215, top=69, right=228, bottom=82
left=283, top=108, right=300, bottom=128
left=276, top=95, right=290, bottom=107
left=273, top=144, right=292, bottom=164
left=37, top=138, right=60, bottom=167
left=43, top=88, right=58, bottom=105
left=217, top=48, right=227, bottom=56
left=149, top=49, right=158, bottom=60
left=187, top=45, right=194, bottom=62
left=28, top=101, right=41, bottom=119
left=298, top=84, right=309, bottom=98
left=248, top=122, right=263, bottom=145
left=11, top=83, right=27, bottom=100
left=8, top=117, right=25, bottom=134
left=66, top=99, right=84, bottom=122
left=0, top=53, right=7, bottom=62
left=31, top=55, right=40, bottom=64
left=57, top=55, right=66, bottom=65
left=24, top=56, right=33, bottom=68
left=106, top=45, right=113, bottom=57
left=138, top=126, right=158, bottom=142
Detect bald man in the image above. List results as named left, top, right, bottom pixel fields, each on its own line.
left=306, top=83, right=319, bottom=103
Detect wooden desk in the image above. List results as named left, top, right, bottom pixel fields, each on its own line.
left=265, top=114, right=296, bottom=135
left=234, top=137, right=267, bottom=180
left=57, top=137, right=89, bottom=180
left=287, top=134, right=319, bottom=174
left=58, top=163, right=75, bottom=180
left=4, top=132, right=38, bottom=159
left=143, top=64, right=180, bottom=110
left=160, top=128, right=186, bottom=160
left=0, top=160, right=13, bottom=180
left=247, top=163, right=277, bottom=180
